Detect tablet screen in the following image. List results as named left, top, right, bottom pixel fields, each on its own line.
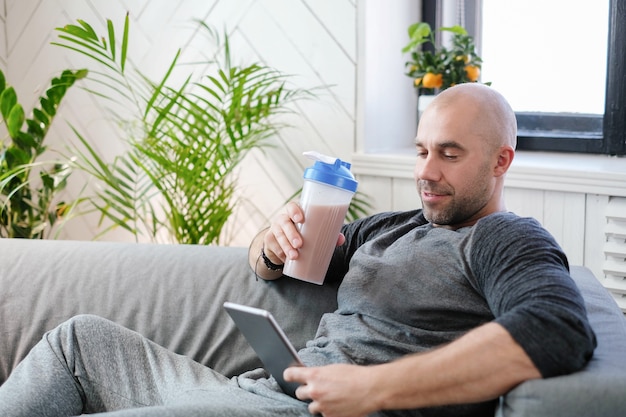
left=224, top=302, right=304, bottom=397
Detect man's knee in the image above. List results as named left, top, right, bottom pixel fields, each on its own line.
left=61, top=314, right=115, bottom=334
left=47, top=314, right=119, bottom=350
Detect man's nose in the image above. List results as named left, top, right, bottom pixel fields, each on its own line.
left=415, top=156, right=441, bottom=182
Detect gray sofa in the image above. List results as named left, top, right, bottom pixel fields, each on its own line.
left=1, top=238, right=625, bottom=416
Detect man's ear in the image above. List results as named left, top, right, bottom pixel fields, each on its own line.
left=494, top=146, right=515, bottom=177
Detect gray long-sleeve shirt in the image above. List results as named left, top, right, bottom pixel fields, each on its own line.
left=297, top=210, right=596, bottom=416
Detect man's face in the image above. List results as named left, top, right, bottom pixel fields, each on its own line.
left=413, top=101, right=500, bottom=229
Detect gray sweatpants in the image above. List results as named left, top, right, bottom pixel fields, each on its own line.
left=0, top=315, right=311, bottom=417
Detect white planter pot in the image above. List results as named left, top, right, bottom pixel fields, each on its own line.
left=418, top=94, right=436, bottom=123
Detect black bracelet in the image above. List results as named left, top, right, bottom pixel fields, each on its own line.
left=261, top=248, right=284, bottom=271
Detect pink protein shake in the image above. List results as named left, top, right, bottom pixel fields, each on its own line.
left=283, top=152, right=357, bottom=285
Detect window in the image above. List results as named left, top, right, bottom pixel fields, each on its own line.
left=423, top=0, right=625, bottom=155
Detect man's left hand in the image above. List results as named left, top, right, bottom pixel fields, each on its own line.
left=284, top=364, right=380, bottom=417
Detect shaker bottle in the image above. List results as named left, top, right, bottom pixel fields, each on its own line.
left=283, top=151, right=358, bottom=285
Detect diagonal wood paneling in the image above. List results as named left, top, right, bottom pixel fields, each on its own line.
left=4, top=0, right=358, bottom=246
left=0, top=0, right=6, bottom=139
left=0, top=0, right=6, bottom=71
left=303, top=0, right=357, bottom=64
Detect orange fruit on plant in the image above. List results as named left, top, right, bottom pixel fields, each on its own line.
left=465, top=65, right=480, bottom=82
left=422, top=72, right=443, bottom=89
left=414, top=77, right=422, bottom=87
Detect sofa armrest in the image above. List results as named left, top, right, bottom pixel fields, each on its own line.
left=0, top=239, right=338, bottom=385
left=498, top=266, right=626, bottom=416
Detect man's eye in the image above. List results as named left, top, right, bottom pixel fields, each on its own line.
left=443, top=154, right=458, bottom=160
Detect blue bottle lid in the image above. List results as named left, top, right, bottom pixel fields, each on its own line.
left=302, top=151, right=358, bottom=192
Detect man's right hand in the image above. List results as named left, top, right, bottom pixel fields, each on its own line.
left=264, top=201, right=305, bottom=265
left=248, top=201, right=345, bottom=281
left=247, top=202, right=304, bottom=280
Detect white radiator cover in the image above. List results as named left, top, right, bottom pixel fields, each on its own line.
left=604, top=197, right=626, bottom=312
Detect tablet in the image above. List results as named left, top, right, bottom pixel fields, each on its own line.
left=223, top=302, right=305, bottom=397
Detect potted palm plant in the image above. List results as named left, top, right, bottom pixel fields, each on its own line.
left=53, top=15, right=315, bottom=244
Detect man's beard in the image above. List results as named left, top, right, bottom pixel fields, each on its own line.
left=418, top=181, right=490, bottom=227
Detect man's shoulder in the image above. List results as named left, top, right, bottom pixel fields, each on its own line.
left=475, top=211, right=544, bottom=233
left=472, top=211, right=561, bottom=251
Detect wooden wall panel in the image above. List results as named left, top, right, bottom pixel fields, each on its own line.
left=585, top=194, right=610, bottom=279
left=0, top=0, right=4, bottom=140
left=357, top=175, right=393, bottom=213
left=504, top=188, right=587, bottom=265
left=542, top=191, right=586, bottom=265
left=356, top=175, right=420, bottom=214
left=0, top=0, right=6, bottom=71
left=392, top=178, right=420, bottom=212
left=504, top=188, right=545, bottom=222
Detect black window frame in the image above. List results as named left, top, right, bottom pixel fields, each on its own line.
left=423, top=0, right=625, bottom=156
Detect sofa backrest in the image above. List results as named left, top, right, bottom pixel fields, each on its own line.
left=0, top=239, right=339, bottom=384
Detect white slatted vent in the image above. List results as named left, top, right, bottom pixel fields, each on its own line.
left=603, top=197, right=626, bottom=313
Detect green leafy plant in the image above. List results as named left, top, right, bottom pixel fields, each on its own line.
left=0, top=68, right=86, bottom=238
left=53, top=15, right=319, bottom=244
left=402, top=22, right=484, bottom=92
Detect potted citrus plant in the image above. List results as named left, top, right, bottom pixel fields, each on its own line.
left=402, top=22, right=483, bottom=92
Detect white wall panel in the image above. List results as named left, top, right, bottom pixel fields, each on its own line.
left=542, top=191, right=586, bottom=264
left=585, top=194, right=609, bottom=279
left=0, top=0, right=6, bottom=71
left=504, top=188, right=587, bottom=264
left=392, top=178, right=420, bottom=212
left=355, top=175, right=421, bottom=214
left=303, top=0, right=357, bottom=63
left=504, top=188, right=545, bottom=221
left=356, top=175, right=392, bottom=213
left=0, top=0, right=6, bottom=141
left=259, top=0, right=355, bottom=113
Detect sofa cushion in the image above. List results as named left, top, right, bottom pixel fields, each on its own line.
left=498, top=265, right=626, bottom=416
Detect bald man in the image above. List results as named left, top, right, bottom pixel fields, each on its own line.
left=252, top=84, right=595, bottom=416
left=0, top=85, right=595, bottom=417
